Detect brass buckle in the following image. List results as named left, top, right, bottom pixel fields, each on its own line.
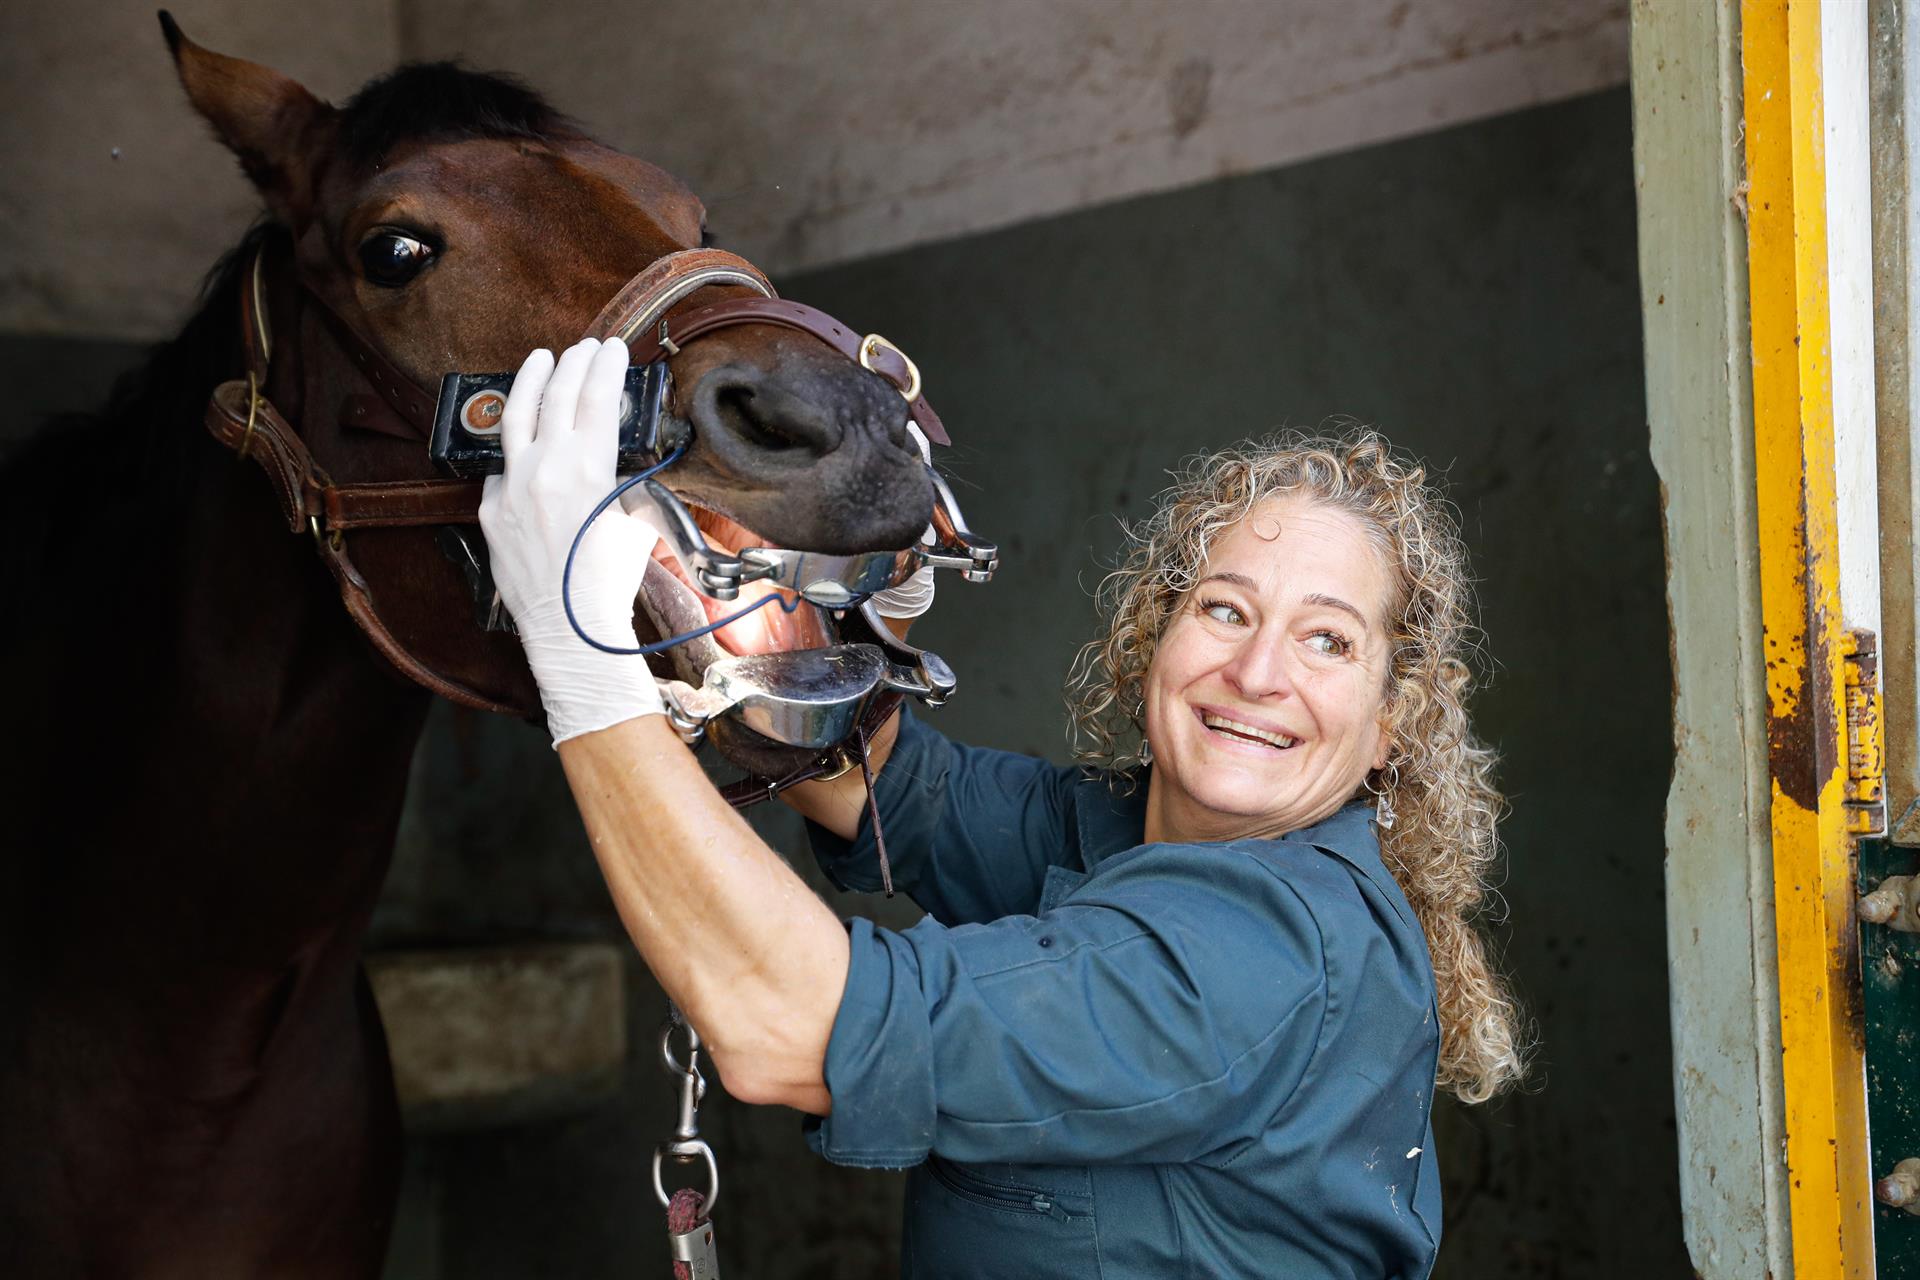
left=813, top=747, right=859, bottom=784
left=308, top=513, right=342, bottom=552
left=238, top=371, right=262, bottom=461
left=858, top=333, right=922, bottom=403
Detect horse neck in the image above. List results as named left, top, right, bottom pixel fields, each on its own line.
left=183, top=440, right=433, bottom=857
left=164, top=377, right=436, bottom=934
left=11, top=370, right=434, bottom=964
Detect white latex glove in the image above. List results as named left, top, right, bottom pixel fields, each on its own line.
left=870, top=421, right=938, bottom=620
left=479, top=337, right=665, bottom=746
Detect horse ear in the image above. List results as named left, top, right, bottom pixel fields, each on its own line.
left=160, top=11, right=337, bottom=228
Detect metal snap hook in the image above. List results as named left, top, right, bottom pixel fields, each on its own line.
left=660, top=1019, right=706, bottom=1084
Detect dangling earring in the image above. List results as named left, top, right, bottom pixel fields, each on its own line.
left=1364, top=761, right=1399, bottom=831
left=1139, top=737, right=1155, bottom=766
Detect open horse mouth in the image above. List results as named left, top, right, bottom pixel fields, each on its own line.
left=640, top=502, right=836, bottom=662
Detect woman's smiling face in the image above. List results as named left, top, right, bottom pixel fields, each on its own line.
left=1142, top=495, right=1395, bottom=843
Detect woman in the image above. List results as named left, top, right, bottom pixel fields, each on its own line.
left=480, top=338, right=1526, bottom=1277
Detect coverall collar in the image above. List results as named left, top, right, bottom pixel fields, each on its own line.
left=1075, top=780, right=1399, bottom=924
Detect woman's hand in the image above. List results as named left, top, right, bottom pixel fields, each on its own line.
left=478, top=337, right=665, bottom=745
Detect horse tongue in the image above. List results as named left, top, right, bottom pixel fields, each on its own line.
left=705, top=578, right=833, bottom=655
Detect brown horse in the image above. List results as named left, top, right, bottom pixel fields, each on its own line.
left=0, top=18, right=931, bottom=1277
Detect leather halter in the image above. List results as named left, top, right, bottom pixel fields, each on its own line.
left=205, top=244, right=953, bottom=796
left=207, top=251, right=509, bottom=710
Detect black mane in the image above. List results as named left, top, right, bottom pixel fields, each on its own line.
left=0, top=222, right=281, bottom=586
left=336, top=62, right=584, bottom=173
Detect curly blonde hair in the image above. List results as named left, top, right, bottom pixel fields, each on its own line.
left=1065, top=428, right=1527, bottom=1103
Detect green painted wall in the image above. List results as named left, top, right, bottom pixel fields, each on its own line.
left=3, top=85, right=1680, bottom=1276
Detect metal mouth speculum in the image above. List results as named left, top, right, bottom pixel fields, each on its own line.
left=636, top=462, right=999, bottom=606
left=659, top=638, right=956, bottom=751
left=637, top=460, right=991, bottom=749
left=440, top=448, right=998, bottom=710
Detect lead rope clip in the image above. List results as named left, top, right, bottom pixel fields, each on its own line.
left=655, top=1006, right=721, bottom=1277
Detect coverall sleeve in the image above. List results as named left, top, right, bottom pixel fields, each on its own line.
left=806, top=841, right=1330, bottom=1169
left=806, top=710, right=1083, bottom=925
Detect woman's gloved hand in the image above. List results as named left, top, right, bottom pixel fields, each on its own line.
left=870, top=421, right=938, bottom=620
left=478, top=337, right=665, bottom=746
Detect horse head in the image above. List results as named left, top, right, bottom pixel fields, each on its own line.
left=165, top=16, right=945, bottom=777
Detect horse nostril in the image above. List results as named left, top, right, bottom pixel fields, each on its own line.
left=695, top=365, right=843, bottom=455
left=715, top=386, right=798, bottom=450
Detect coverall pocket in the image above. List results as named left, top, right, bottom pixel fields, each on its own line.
left=904, top=1157, right=1098, bottom=1277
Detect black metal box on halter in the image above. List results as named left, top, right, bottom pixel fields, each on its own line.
left=428, top=364, right=680, bottom=478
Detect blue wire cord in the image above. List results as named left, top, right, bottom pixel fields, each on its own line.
left=560, top=446, right=805, bottom=656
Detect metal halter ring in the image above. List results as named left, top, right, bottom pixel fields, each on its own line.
left=307, top=513, right=342, bottom=552
left=859, top=332, right=922, bottom=403
left=652, top=1138, right=721, bottom=1214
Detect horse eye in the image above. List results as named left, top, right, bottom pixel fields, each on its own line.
left=358, top=231, right=436, bottom=287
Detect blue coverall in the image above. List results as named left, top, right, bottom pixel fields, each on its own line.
left=803, top=712, right=1443, bottom=1278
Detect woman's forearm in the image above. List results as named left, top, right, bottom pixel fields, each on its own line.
left=557, top=715, right=848, bottom=1114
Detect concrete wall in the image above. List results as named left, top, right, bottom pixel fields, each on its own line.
left=0, top=0, right=1627, bottom=338
left=362, top=87, right=1673, bottom=1276
left=0, top=0, right=398, bottom=339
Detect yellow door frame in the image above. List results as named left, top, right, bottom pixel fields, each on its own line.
left=1741, top=0, right=1875, bottom=1273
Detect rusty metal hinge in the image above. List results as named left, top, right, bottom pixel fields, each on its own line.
left=1844, top=628, right=1887, bottom=838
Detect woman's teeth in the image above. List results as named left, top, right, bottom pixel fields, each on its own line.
left=1201, top=713, right=1298, bottom=749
